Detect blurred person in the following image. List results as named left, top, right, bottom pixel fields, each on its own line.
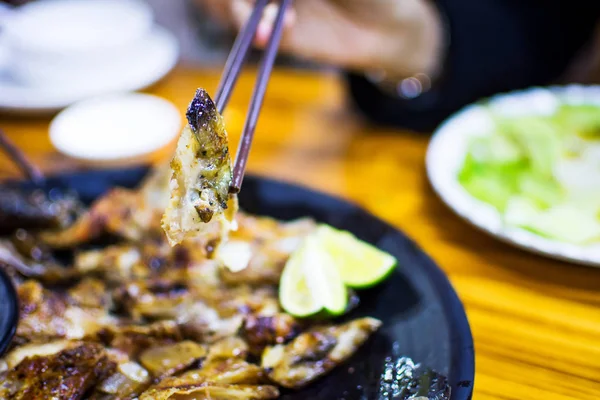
left=196, top=0, right=600, bottom=132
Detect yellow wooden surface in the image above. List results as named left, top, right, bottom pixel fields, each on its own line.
left=1, top=66, right=600, bottom=400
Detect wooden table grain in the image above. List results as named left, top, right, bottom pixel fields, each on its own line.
left=2, top=66, right=600, bottom=400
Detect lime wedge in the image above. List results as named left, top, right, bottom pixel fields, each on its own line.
left=316, top=225, right=397, bottom=288
left=279, top=235, right=347, bottom=317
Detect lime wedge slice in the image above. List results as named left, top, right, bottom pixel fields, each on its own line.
left=316, top=225, right=397, bottom=288
left=279, top=235, right=347, bottom=317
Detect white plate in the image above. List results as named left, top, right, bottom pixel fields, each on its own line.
left=50, top=93, right=181, bottom=166
left=0, top=26, right=179, bottom=114
left=2, top=0, right=153, bottom=53
left=426, top=85, right=600, bottom=267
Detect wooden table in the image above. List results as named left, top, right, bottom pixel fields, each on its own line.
left=2, top=66, right=600, bottom=400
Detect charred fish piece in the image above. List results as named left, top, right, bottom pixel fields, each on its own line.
left=39, top=187, right=163, bottom=249
left=0, top=343, right=116, bottom=399
left=0, top=239, right=77, bottom=284
left=0, top=186, right=83, bottom=235
left=162, top=89, right=237, bottom=247
left=15, top=280, right=117, bottom=343
left=261, top=317, right=382, bottom=389
left=139, top=382, right=279, bottom=400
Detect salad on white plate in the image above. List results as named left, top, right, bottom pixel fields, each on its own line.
left=427, top=86, right=600, bottom=266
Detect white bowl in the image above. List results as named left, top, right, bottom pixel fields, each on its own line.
left=50, top=93, right=181, bottom=166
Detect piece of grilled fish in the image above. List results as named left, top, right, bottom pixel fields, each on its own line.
left=162, top=89, right=237, bottom=247
left=261, top=317, right=382, bottom=389
left=37, top=167, right=172, bottom=251
left=219, top=216, right=317, bottom=285
left=0, top=343, right=116, bottom=399
left=139, top=383, right=279, bottom=400
left=92, top=358, right=151, bottom=399
left=139, top=336, right=278, bottom=400
left=139, top=340, right=207, bottom=379
left=0, top=186, right=83, bottom=235
left=16, top=280, right=117, bottom=343
left=39, top=188, right=155, bottom=248
left=0, top=239, right=78, bottom=285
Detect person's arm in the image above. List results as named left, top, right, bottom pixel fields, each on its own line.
left=347, top=0, right=600, bottom=132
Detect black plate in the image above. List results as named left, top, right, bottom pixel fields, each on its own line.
left=0, top=267, right=17, bottom=356
left=1, top=167, right=474, bottom=399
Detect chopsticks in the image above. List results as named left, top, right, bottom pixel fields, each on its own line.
left=0, top=128, right=45, bottom=185
left=215, top=0, right=292, bottom=194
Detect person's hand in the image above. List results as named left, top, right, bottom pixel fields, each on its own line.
left=195, top=0, right=444, bottom=80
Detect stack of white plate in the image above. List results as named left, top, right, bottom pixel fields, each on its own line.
left=0, top=0, right=179, bottom=113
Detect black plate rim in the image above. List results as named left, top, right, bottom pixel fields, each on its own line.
left=0, top=169, right=474, bottom=399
